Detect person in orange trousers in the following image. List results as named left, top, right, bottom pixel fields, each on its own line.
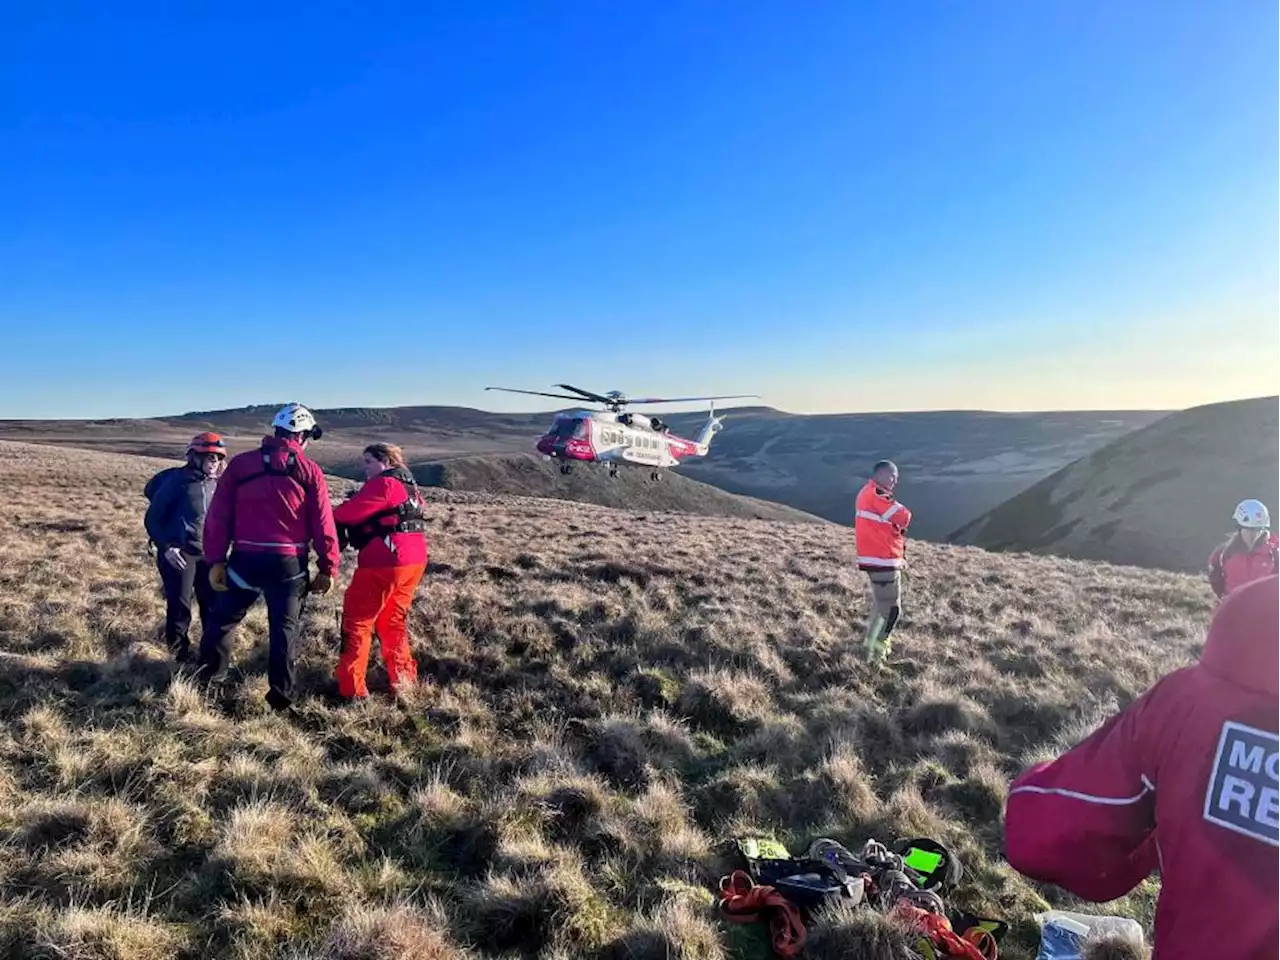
left=332, top=443, right=428, bottom=699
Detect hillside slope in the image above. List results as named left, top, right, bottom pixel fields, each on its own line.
left=0, top=439, right=1210, bottom=957
left=950, top=396, right=1280, bottom=571
left=405, top=453, right=827, bottom=524
left=667, top=408, right=1166, bottom=539
left=0, top=405, right=1165, bottom=539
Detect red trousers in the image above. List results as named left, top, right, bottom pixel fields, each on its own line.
left=335, top=564, right=425, bottom=698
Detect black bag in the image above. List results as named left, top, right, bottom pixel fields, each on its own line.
left=144, top=466, right=183, bottom=502
left=893, top=837, right=963, bottom=893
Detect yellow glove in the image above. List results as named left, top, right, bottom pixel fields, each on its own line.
left=209, top=563, right=229, bottom=592
left=310, top=571, right=333, bottom=595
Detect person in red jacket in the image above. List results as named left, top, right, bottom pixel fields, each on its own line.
left=332, top=443, right=427, bottom=700
left=1005, top=575, right=1279, bottom=960
left=198, top=403, right=340, bottom=710
left=854, top=460, right=913, bottom=663
left=1208, top=499, right=1278, bottom=599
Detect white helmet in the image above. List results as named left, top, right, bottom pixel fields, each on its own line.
left=272, top=403, right=318, bottom=436
left=1233, top=499, right=1271, bottom=530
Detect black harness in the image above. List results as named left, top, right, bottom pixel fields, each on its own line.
left=234, top=448, right=303, bottom=488
left=342, top=468, right=426, bottom=551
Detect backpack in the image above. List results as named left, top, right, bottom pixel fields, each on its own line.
left=734, top=838, right=864, bottom=911
left=144, top=466, right=184, bottom=503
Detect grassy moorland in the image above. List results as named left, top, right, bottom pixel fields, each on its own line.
left=0, top=440, right=1209, bottom=959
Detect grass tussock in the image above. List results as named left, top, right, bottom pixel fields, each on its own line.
left=0, top=440, right=1210, bottom=957
left=35, top=902, right=190, bottom=960
left=1082, top=936, right=1149, bottom=960
left=290, top=899, right=469, bottom=960
left=805, top=901, right=918, bottom=960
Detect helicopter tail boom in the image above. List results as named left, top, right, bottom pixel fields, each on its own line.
left=694, top=403, right=725, bottom=454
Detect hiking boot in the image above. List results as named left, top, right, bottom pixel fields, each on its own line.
left=265, top=688, right=294, bottom=713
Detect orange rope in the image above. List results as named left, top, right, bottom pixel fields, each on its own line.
left=892, top=901, right=999, bottom=960
left=718, top=870, right=807, bottom=959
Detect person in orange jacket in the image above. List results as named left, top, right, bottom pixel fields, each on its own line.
left=332, top=443, right=428, bottom=700
left=854, top=460, right=912, bottom=663
left=1208, top=499, right=1278, bottom=600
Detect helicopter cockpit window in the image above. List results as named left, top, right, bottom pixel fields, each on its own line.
left=549, top=418, right=587, bottom=440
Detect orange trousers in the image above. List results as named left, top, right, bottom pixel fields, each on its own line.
left=335, top=564, right=425, bottom=698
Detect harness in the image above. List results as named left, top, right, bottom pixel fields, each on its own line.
left=342, top=469, right=426, bottom=551
left=234, top=448, right=302, bottom=488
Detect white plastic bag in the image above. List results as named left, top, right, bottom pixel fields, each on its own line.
left=1035, top=911, right=1145, bottom=960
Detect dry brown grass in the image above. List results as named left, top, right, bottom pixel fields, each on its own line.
left=0, top=439, right=1208, bottom=958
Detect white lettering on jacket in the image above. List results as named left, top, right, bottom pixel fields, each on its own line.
left=1203, top=721, right=1280, bottom=846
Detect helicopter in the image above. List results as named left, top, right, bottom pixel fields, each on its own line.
left=484, top=384, right=758, bottom=481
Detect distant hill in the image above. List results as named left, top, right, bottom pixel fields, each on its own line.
left=0, top=404, right=1164, bottom=538
left=662, top=408, right=1167, bottom=539
left=949, top=396, right=1280, bottom=571
left=396, top=453, right=827, bottom=524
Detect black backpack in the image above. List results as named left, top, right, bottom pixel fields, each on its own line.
left=144, top=466, right=184, bottom=503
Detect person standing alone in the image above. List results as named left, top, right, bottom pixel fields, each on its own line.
left=332, top=443, right=427, bottom=701
left=854, top=460, right=912, bottom=663
left=198, top=403, right=340, bottom=711
left=144, top=432, right=227, bottom=662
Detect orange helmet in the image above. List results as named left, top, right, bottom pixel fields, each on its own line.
left=187, top=432, right=226, bottom=457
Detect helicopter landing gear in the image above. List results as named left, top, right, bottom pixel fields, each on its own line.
left=650, top=470, right=662, bottom=482
left=559, top=462, right=573, bottom=476
left=608, top=463, right=619, bottom=479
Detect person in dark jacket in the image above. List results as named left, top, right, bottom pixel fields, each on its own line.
left=144, top=433, right=226, bottom=662
left=198, top=403, right=340, bottom=711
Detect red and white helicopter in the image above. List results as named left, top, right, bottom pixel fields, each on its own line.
left=485, top=384, right=758, bottom=480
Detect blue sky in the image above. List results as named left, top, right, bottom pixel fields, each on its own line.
left=1, top=2, right=1275, bottom=417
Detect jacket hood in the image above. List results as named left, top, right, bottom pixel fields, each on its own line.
left=260, top=435, right=306, bottom=471
left=1201, top=575, right=1278, bottom=697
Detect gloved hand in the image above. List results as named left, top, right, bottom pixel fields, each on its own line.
left=310, top=571, right=333, bottom=595
left=163, top=546, right=188, bottom=571
left=209, top=563, right=229, bottom=592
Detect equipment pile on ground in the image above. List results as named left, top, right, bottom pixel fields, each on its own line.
left=719, top=836, right=1006, bottom=959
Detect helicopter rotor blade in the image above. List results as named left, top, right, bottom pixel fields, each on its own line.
left=485, top=387, right=591, bottom=403
left=625, top=394, right=760, bottom=405
left=553, top=384, right=617, bottom=405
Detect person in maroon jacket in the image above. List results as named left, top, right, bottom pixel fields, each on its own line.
left=331, top=443, right=428, bottom=700
left=197, top=403, right=340, bottom=710
left=1208, top=499, right=1278, bottom=600
left=1005, top=575, right=1278, bottom=960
